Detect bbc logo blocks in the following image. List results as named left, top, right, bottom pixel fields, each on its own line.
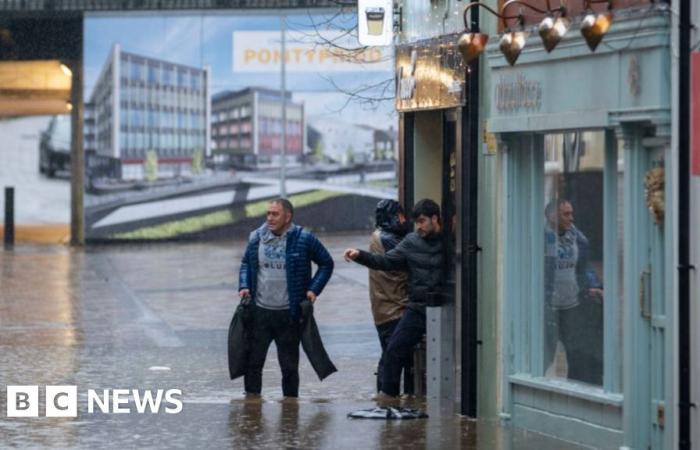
left=6, top=386, right=77, bottom=418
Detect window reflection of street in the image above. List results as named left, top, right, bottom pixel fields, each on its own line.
left=543, top=131, right=605, bottom=386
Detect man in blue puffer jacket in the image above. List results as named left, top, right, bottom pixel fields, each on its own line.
left=238, top=198, right=334, bottom=398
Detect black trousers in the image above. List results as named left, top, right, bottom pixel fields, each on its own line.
left=545, top=296, right=603, bottom=385
left=375, top=318, right=414, bottom=394
left=244, top=305, right=301, bottom=397
left=381, top=309, right=425, bottom=397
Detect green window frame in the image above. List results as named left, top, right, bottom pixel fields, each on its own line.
left=501, top=129, right=623, bottom=400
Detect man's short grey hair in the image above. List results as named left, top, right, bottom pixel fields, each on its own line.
left=270, top=198, right=294, bottom=216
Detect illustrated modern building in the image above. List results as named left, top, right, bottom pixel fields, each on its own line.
left=307, top=118, right=396, bottom=164
left=89, top=44, right=210, bottom=180
left=211, top=87, right=303, bottom=168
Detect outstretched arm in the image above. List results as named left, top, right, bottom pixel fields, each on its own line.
left=344, top=239, right=409, bottom=272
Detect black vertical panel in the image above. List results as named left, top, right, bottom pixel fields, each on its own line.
left=461, top=7, right=480, bottom=417
left=678, top=0, right=692, bottom=448
left=70, top=18, right=85, bottom=246
left=4, top=186, right=14, bottom=247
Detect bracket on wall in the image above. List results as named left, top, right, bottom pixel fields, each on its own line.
left=394, top=3, right=403, bottom=33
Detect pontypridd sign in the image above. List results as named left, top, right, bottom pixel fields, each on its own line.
left=232, top=31, right=393, bottom=73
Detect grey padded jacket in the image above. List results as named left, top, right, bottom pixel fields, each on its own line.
left=356, top=231, right=444, bottom=314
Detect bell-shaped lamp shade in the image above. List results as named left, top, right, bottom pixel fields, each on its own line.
left=580, top=12, right=613, bottom=52
left=538, top=16, right=571, bottom=53
left=499, top=31, right=529, bottom=66
left=457, top=32, right=490, bottom=65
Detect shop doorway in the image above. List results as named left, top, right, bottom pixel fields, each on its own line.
left=400, top=108, right=476, bottom=414
left=623, top=134, right=667, bottom=450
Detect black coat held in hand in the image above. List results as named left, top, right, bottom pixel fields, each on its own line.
left=298, top=299, right=337, bottom=380
left=227, top=297, right=254, bottom=380
left=227, top=299, right=337, bottom=381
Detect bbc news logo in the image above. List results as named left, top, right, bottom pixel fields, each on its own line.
left=6, top=386, right=183, bottom=417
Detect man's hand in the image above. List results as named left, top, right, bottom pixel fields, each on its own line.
left=306, top=291, right=317, bottom=303
left=343, top=248, right=360, bottom=262
left=239, top=289, right=250, bottom=299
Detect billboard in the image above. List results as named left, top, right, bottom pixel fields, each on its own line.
left=83, top=12, right=398, bottom=242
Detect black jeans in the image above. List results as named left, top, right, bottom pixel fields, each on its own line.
left=376, top=318, right=414, bottom=394
left=382, top=309, right=425, bottom=397
left=544, top=296, right=603, bottom=385
left=244, top=305, right=301, bottom=397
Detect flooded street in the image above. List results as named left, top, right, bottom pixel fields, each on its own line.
left=0, top=235, right=587, bottom=449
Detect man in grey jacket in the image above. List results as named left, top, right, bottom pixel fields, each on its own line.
left=344, top=199, right=444, bottom=400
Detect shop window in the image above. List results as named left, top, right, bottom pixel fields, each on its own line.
left=504, top=130, right=622, bottom=393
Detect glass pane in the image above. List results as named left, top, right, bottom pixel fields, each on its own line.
left=543, top=131, right=604, bottom=386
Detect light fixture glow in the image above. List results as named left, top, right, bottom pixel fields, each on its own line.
left=458, top=0, right=610, bottom=68
left=66, top=102, right=73, bottom=111
left=500, top=31, right=529, bottom=66
left=457, top=32, right=490, bottom=65
left=580, top=11, right=613, bottom=51
left=538, top=16, right=570, bottom=52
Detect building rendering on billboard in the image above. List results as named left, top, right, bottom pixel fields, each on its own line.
left=211, top=87, right=303, bottom=168
left=87, top=44, right=210, bottom=180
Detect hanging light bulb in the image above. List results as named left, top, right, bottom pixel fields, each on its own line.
left=580, top=3, right=613, bottom=52
left=538, top=15, right=570, bottom=52
left=457, top=31, right=490, bottom=65
left=499, top=30, right=529, bottom=66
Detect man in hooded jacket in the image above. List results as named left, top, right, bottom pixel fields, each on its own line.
left=368, top=199, right=410, bottom=393
left=238, top=198, right=334, bottom=398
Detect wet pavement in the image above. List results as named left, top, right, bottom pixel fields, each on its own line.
left=0, top=234, right=589, bottom=449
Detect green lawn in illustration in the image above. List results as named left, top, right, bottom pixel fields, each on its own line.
left=112, top=190, right=342, bottom=240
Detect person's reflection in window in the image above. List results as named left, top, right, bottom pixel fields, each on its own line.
left=544, top=199, right=604, bottom=385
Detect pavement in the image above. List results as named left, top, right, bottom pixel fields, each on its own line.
left=0, top=234, right=590, bottom=449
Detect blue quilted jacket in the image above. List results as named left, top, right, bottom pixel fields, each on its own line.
left=238, top=223, right=334, bottom=319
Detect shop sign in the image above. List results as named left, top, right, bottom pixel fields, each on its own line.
left=494, top=72, right=543, bottom=113
left=395, top=34, right=466, bottom=112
